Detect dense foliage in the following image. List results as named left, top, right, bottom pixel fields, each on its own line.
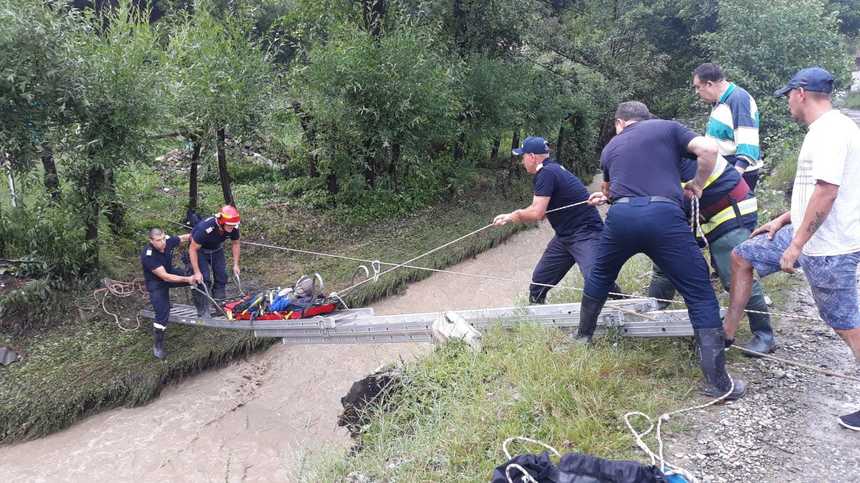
left=0, top=0, right=856, bottom=284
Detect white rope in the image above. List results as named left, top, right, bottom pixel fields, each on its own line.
left=690, top=196, right=709, bottom=249
left=502, top=436, right=562, bottom=483
left=503, top=436, right=562, bottom=460
left=506, top=463, right=539, bottom=483
left=92, top=278, right=148, bottom=332
left=624, top=377, right=737, bottom=483
left=242, top=239, right=823, bottom=324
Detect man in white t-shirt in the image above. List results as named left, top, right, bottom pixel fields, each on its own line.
left=722, top=67, right=860, bottom=430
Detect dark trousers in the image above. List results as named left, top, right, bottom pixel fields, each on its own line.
left=198, top=247, right=228, bottom=299
left=650, top=226, right=771, bottom=331
left=584, top=199, right=721, bottom=329
left=147, top=280, right=191, bottom=328
left=530, top=232, right=601, bottom=302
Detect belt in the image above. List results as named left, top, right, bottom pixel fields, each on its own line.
left=612, top=196, right=675, bottom=204
left=200, top=246, right=224, bottom=255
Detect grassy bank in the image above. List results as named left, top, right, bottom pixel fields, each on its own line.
left=0, top=164, right=532, bottom=444
left=310, top=327, right=701, bottom=481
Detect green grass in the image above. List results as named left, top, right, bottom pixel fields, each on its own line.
left=307, top=328, right=699, bottom=481
left=0, top=162, right=533, bottom=444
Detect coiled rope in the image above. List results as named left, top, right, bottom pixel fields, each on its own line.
left=92, top=278, right=147, bottom=332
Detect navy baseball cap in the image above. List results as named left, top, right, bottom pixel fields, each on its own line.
left=773, top=67, right=834, bottom=97
left=512, top=136, right=549, bottom=155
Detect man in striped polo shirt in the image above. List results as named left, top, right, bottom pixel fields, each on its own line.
left=692, top=63, right=762, bottom=191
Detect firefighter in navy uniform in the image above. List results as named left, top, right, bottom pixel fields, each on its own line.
left=189, top=205, right=242, bottom=317
left=492, top=136, right=621, bottom=304
left=648, top=154, right=776, bottom=355
left=140, top=228, right=194, bottom=359
left=581, top=101, right=746, bottom=401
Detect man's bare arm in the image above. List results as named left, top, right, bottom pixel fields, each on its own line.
left=790, top=181, right=839, bottom=250
left=686, top=136, right=718, bottom=192
left=493, top=196, right=551, bottom=226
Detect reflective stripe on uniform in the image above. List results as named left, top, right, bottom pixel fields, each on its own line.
left=153, top=322, right=167, bottom=330
left=701, top=197, right=757, bottom=235
left=681, top=154, right=729, bottom=190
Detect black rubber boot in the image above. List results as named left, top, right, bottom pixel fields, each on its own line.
left=573, top=293, right=606, bottom=345
left=153, top=328, right=167, bottom=360
left=193, top=287, right=209, bottom=318
left=695, top=328, right=746, bottom=401
left=741, top=310, right=776, bottom=357
left=606, top=283, right=626, bottom=301
left=211, top=286, right=226, bottom=317
left=529, top=294, right=547, bottom=305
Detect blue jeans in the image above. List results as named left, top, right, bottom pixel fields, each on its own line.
left=585, top=198, right=721, bottom=329
left=734, top=225, right=860, bottom=330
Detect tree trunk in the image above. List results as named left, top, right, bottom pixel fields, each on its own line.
left=389, top=142, right=400, bottom=191
left=362, top=0, right=386, bottom=38
left=363, top=140, right=377, bottom=188
left=452, top=0, right=467, bottom=55
left=82, top=165, right=103, bottom=274
left=188, top=141, right=201, bottom=212
left=40, top=144, right=60, bottom=201
left=327, top=173, right=338, bottom=195
left=104, top=168, right=126, bottom=235
left=508, top=127, right=521, bottom=181
left=489, top=135, right=501, bottom=166
left=5, top=165, right=17, bottom=208
left=556, top=120, right=569, bottom=169
left=216, top=128, right=234, bottom=206
left=291, top=101, right=319, bottom=178
left=453, top=134, right=465, bottom=163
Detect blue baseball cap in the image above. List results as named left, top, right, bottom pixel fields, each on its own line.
left=774, top=67, right=834, bottom=97
left=512, top=136, right=549, bottom=156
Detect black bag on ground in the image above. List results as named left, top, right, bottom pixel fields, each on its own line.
left=492, top=451, right=669, bottom=483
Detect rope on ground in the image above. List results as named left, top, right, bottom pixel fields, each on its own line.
left=624, top=377, right=737, bottom=483
left=730, top=345, right=860, bottom=383
left=502, top=436, right=562, bottom=483
left=93, top=278, right=147, bottom=332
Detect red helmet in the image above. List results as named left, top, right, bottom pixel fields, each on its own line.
left=217, top=205, right=241, bottom=226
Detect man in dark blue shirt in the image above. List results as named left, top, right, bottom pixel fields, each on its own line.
left=582, top=101, right=746, bottom=401
left=493, top=136, right=619, bottom=304
left=140, top=228, right=194, bottom=359
left=189, top=205, right=242, bottom=317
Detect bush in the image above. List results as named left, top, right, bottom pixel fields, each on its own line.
left=0, top=278, right=66, bottom=334
left=0, top=199, right=89, bottom=281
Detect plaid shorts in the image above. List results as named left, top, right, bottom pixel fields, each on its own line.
left=733, top=225, right=860, bottom=330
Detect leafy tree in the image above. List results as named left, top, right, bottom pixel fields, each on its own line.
left=163, top=4, right=274, bottom=208
left=699, top=0, right=852, bottom=137
left=0, top=0, right=83, bottom=200
left=61, top=1, right=162, bottom=272
left=292, top=23, right=459, bottom=193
